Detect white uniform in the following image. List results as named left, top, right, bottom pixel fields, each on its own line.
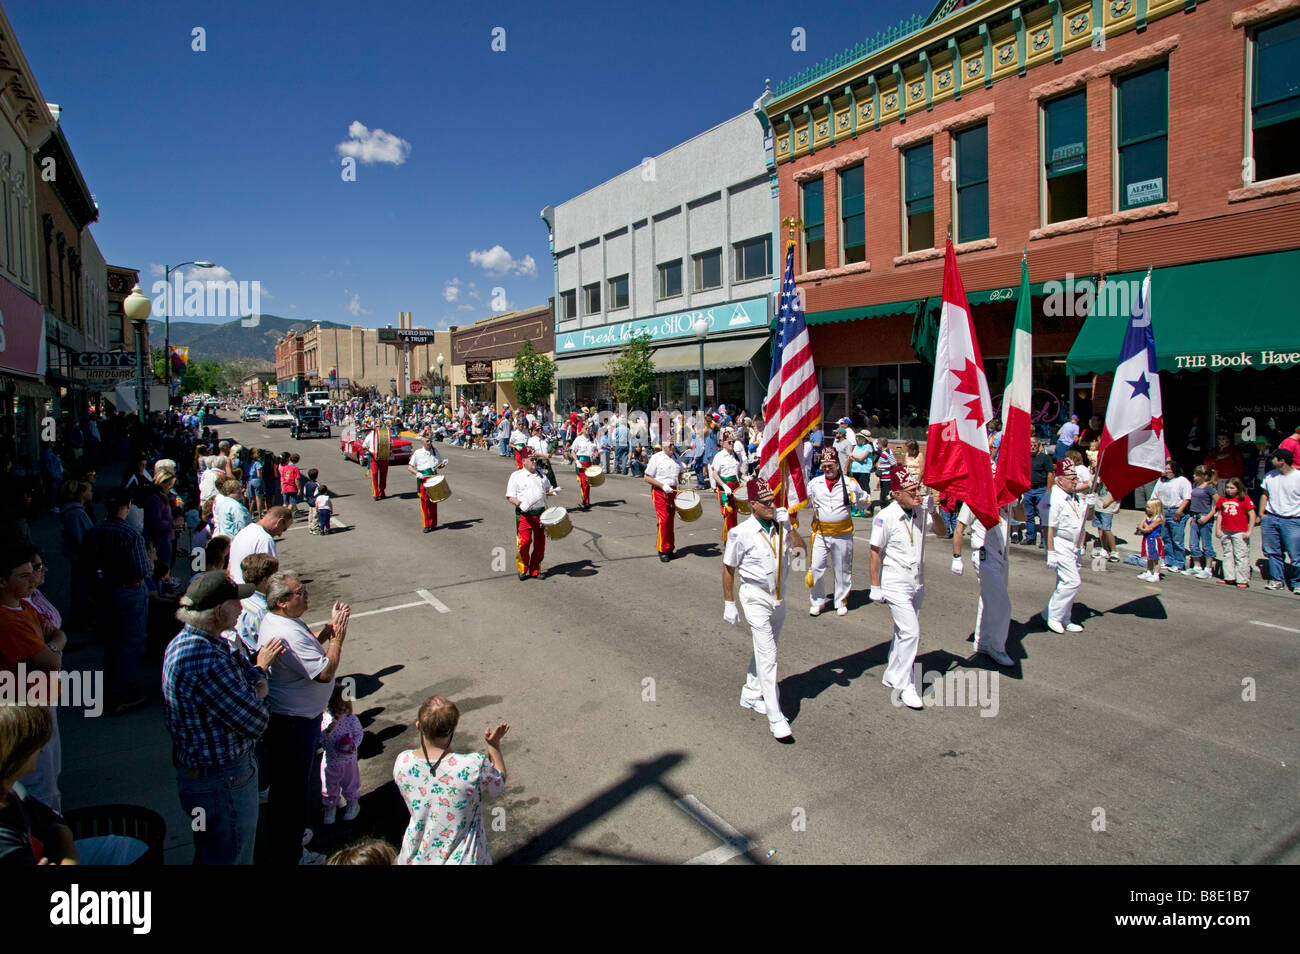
left=808, top=475, right=865, bottom=611
left=526, top=435, right=550, bottom=457
left=724, top=516, right=791, bottom=729
left=712, top=449, right=740, bottom=487
left=1045, top=484, right=1085, bottom=625
left=644, top=451, right=682, bottom=492
left=506, top=469, right=551, bottom=512
left=409, top=446, right=442, bottom=476
left=870, top=496, right=934, bottom=691
left=571, top=434, right=597, bottom=462
left=958, top=503, right=1012, bottom=655
left=510, top=427, right=529, bottom=451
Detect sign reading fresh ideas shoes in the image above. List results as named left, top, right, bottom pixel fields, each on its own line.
left=555, top=296, right=768, bottom=354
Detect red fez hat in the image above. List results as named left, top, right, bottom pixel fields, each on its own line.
left=890, top=467, right=921, bottom=494
left=821, top=447, right=838, bottom=467
left=746, top=476, right=775, bottom=503
left=1054, top=458, right=1073, bottom=477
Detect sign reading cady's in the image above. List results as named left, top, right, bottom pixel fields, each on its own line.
left=465, top=359, right=493, bottom=383
left=556, top=297, right=768, bottom=354
left=1172, top=350, right=1300, bottom=370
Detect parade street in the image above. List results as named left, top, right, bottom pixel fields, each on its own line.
left=53, top=417, right=1298, bottom=866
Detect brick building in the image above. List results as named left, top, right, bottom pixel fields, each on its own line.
left=450, top=303, right=555, bottom=410
left=303, top=319, right=450, bottom=398
left=274, top=332, right=306, bottom=398
left=757, top=0, right=1300, bottom=445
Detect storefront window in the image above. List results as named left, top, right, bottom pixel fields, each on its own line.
left=848, top=363, right=933, bottom=440
left=983, top=356, right=1082, bottom=439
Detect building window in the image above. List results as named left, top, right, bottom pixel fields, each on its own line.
left=839, top=165, right=866, bottom=264
left=608, top=274, right=629, bottom=310
left=658, top=259, right=682, bottom=300
left=1043, top=91, right=1088, bottom=223
left=1116, top=64, right=1169, bottom=209
left=801, top=177, right=825, bottom=271
left=559, top=288, right=577, bottom=321
left=109, top=304, right=123, bottom=345
left=953, top=124, right=989, bottom=242
left=582, top=282, right=601, bottom=315
left=693, top=248, right=722, bottom=291
left=903, top=141, right=934, bottom=252
left=733, top=234, right=772, bottom=282
left=1251, top=15, right=1300, bottom=182
left=2, top=182, right=10, bottom=276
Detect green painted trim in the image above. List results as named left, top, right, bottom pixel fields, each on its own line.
left=980, top=22, right=994, bottom=89
left=892, top=62, right=906, bottom=123
left=1052, top=0, right=1064, bottom=63
left=1092, top=0, right=1104, bottom=49
left=921, top=50, right=933, bottom=111
left=802, top=104, right=815, bottom=155
left=846, top=85, right=858, bottom=139
left=948, top=36, right=962, bottom=100
left=1136, top=0, right=1148, bottom=31
left=1183, top=0, right=1196, bottom=10
left=824, top=94, right=835, bottom=146
left=869, top=75, right=882, bottom=131
left=1013, top=7, right=1027, bottom=77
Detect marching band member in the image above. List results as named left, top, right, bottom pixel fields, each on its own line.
left=407, top=435, right=445, bottom=534
left=527, top=423, right=560, bottom=491
left=510, top=416, right=530, bottom=468
left=362, top=421, right=392, bottom=500
left=1043, top=459, right=1086, bottom=634
left=868, top=468, right=947, bottom=709
left=505, top=449, right=557, bottom=581
left=710, top=428, right=742, bottom=545
left=570, top=423, right=598, bottom=511
left=807, top=449, right=865, bottom=617
left=644, top=440, right=684, bottom=562
left=952, top=493, right=1015, bottom=666
left=721, top=476, right=806, bottom=743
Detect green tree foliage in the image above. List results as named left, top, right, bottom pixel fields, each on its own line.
left=513, top=337, right=556, bottom=409
left=606, top=333, right=655, bottom=412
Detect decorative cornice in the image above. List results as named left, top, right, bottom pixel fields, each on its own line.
left=891, top=102, right=994, bottom=149
left=893, top=246, right=945, bottom=266
left=1232, top=0, right=1300, bottom=28
left=1097, top=200, right=1179, bottom=226
left=796, top=261, right=872, bottom=282
left=1028, top=34, right=1180, bottom=100
left=955, top=237, right=998, bottom=253
left=792, top=145, right=871, bottom=182
left=1228, top=173, right=1300, bottom=202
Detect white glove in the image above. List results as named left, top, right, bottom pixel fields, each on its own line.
left=1046, top=552, right=1058, bottom=569
left=869, top=586, right=884, bottom=603
left=723, top=601, right=738, bottom=625
left=774, top=507, right=792, bottom=529
left=951, top=556, right=963, bottom=575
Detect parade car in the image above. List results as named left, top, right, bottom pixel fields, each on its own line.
left=291, top=406, right=331, bottom=440
left=340, top=428, right=413, bottom=466
left=261, top=406, right=295, bottom=428
left=241, top=405, right=264, bottom=421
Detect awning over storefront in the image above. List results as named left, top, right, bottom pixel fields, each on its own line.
left=806, top=299, right=928, bottom=326
left=650, top=336, right=766, bottom=373
left=1066, top=249, right=1300, bottom=374
left=555, top=353, right=615, bottom=380
left=1, top=374, right=52, bottom=399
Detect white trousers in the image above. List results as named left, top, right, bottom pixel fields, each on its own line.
left=881, top=577, right=924, bottom=690
left=973, top=549, right=1011, bottom=654
left=810, top=533, right=853, bottom=608
left=738, top=583, right=787, bottom=725
left=1046, top=537, right=1081, bottom=624
left=1221, top=531, right=1250, bottom=584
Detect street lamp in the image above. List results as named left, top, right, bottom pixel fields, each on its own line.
left=164, top=260, right=216, bottom=407
left=390, top=377, right=397, bottom=397
left=123, top=284, right=152, bottom=422
left=693, top=317, right=709, bottom=424
left=436, top=353, right=445, bottom=403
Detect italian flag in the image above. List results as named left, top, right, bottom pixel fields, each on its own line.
left=994, top=255, right=1033, bottom=506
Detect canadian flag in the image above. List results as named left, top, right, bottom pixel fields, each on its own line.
left=1097, top=272, right=1166, bottom=499
left=923, top=239, right=999, bottom=529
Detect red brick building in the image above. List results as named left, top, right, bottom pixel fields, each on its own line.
left=275, top=332, right=306, bottom=398
left=757, top=0, right=1300, bottom=445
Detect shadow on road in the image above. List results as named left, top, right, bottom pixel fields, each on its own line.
left=547, top=559, right=598, bottom=578
left=439, top=518, right=483, bottom=531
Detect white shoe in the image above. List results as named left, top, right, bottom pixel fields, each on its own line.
left=898, top=685, right=924, bottom=709
left=1065, top=622, right=1084, bottom=633
left=740, top=694, right=767, bottom=716
left=322, top=804, right=337, bottom=825
left=770, top=718, right=794, bottom=741
left=1046, top=617, right=1065, bottom=634
left=809, top=600, right=825, bottom=617
left=836, top=605, right=848, bottom=616
left=984, top=647, right=1015, bottom=667
left=343, top=800, right=360, bottom=822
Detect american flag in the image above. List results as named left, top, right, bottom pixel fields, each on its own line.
left=758, top=241, right=819, bottom=513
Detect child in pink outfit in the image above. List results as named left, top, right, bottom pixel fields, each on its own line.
left=320, top=683, right=364, bottom=824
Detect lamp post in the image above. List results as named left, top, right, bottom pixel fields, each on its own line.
left=164, top=260, right=215, bottom=407
left=123, top=284, right=152, bottom=422
left=390, top=377, right=397, bottom=397
left=436, top=352, right=445, bottom=404
left=693, top=317, right=709, bottom=426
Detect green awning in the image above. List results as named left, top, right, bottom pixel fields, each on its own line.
left=912, top=280, right=1065, bottom=364
left=1066, top=249, right=1300, bottom=374
left=807, top=298, right=928, bottom=326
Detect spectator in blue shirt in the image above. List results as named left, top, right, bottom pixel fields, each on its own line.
left=614, top=420, right=630, bottom=474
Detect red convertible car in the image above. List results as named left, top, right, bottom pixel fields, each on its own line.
left=340, top=429, right=413, bottom=467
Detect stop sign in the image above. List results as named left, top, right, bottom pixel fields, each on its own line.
left=410, top=381, right=423, bottom=393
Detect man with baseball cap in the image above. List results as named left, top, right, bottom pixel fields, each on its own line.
left=808, top=448, right=866, bottom=617
left=722, top=476, right=806, bottom=742
left=1043, top=458, right=1086, bottom=633
left=1260, top=446, right=1300, bottom=592
left=644, top=439, right=685, bottom=562
left=868, top=467, right=947, bottom=708
left=163, top=571, right=286, bottom=864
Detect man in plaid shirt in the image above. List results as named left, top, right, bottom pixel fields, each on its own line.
left=163, top=572, right=285, bottom=864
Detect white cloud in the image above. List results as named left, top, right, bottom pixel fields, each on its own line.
left=289, top=304, right=297, bottom=310
left=149, top=263, right=165, bottom=278
left=443, top=278, right=461, bottom=302
left=335, top=121, right=411, bottom=165
left=343, top=289, right=370, bottom=317
left=456, top=304, right=474, bottom=311
left=467, top=282, right=480, bottom=300
left=469, top=245, right=536, bottom=277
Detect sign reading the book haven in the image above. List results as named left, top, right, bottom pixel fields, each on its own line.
left=556, top=297, right=769, bottom=354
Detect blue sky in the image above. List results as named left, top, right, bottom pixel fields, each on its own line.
left=11, top=0, right=932, bottom=332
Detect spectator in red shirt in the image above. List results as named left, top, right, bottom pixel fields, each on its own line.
left=1280, top=425, right=1300, bottom=462
left=1204, top=433, right=1245, bottom=494
left=279, top=454, right=303, bottom=515
left=1079, top=414, right=1104, bottom=446
left=1213, top=478, right=1257, bottom=588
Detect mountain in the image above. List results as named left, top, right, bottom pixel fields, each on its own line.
left=146, top=314, right=350, bottom=363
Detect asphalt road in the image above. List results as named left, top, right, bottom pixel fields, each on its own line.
left=61, top=416, right=1300, bottom=864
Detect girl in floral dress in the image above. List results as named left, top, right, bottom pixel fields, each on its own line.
left=393, top=695, right=508, bottom=864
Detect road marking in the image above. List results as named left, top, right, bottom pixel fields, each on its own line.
left=308, top=599, right=427, bottom=628
left=674, top=794, right=753, bottom=865
left=417, top=588, right=452, bottom=614
left=1250, top=619, right=1300, bottom=634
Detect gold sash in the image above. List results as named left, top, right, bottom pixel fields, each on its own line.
left=811, top=517, right=854, bottom=537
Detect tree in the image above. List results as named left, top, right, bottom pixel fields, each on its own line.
left=606, top=332, right=655, bottom=412
left=513, top=338, right=556, bottom=409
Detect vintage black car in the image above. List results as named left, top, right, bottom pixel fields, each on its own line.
left=291, top=406, right=331, bottom=440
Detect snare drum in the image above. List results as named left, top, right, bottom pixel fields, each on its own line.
left=733, top=486, right=751, bottom=514
left=422, top=475, right=451, bottom=503
left=584, top=465, right=605, bottom=487
left=540, top=507, right=572, bottom=540
left=676, top=491, right=703, bottom=521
